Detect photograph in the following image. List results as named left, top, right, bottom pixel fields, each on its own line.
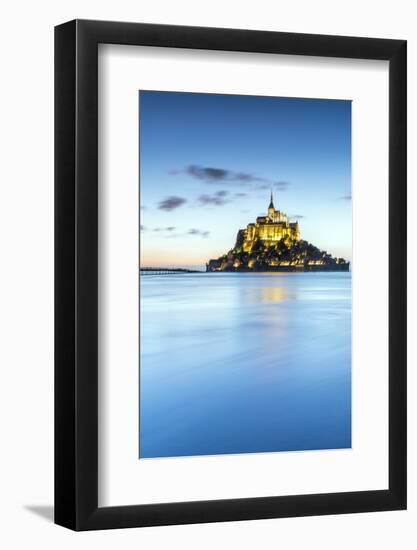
left=139, top=91, right=352, bottom=459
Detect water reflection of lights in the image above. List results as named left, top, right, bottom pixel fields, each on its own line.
left=260, top=287, right=288, bottom=303
left=245, top=286, right=289, bottom=304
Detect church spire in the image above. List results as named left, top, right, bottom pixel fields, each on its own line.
left=269, top=189, right=274, bottom=210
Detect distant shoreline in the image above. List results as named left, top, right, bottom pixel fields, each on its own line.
left=140, top=267, right=351, bottom=275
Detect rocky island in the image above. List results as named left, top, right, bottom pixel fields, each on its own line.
left=206, top=193, right=349, bottom=273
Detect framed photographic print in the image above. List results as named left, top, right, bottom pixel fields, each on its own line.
left=55, top=20, right=406, bottom=530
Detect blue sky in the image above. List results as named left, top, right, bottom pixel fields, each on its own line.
left=139, top=91, right=351, bottom=269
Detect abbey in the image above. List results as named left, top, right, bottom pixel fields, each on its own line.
left=206, top=192, right=349, bottom=272
left=237, top=192, right=300, bottom=252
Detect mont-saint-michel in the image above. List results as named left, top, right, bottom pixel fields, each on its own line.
left=206, top=192, right=349, bottom=273
left=139, top=91, right=352, bottom=460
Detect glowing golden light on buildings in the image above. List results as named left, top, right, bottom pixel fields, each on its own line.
left=206, top=192, right=349, bottom=273
left=241, top=191, right=300, bottom=253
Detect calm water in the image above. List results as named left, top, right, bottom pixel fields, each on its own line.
left=139, top=272, right=351, bottom=458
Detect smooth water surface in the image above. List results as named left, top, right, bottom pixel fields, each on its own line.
left=140, top=272, right=351, bottom=458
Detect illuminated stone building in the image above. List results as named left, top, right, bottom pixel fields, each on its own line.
left=239, top=192, right=300, bottom=252
left=206, top=192, right=349, bottom=272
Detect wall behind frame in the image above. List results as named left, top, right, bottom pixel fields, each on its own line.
left=0, top=1, right=414, bottom=548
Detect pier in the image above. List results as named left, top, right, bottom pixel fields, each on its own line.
left=140, top=267, right=203, bottom=275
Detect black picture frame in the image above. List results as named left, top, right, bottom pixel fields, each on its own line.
left=55, top=19, right=407, bottom=531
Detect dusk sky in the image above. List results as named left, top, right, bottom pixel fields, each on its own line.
left=139, top=91, right=351, bottom=269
